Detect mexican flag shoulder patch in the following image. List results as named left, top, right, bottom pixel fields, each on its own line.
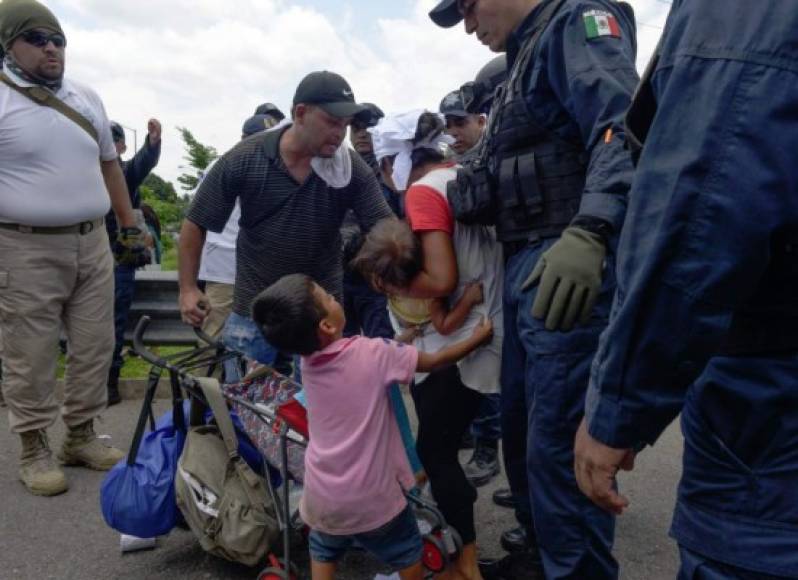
left=583, top=9, right=621, bottom=40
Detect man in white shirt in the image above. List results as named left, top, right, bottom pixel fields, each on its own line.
left=197, top=111, right=284, bottom=339
left=0, top=0, right=142, bottom=497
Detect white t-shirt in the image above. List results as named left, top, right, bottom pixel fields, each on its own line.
left=199, top=202, right=240, bottom=284
left=0, top=66, right=117, bottom=227
left=197, top=158, right=239, bottom=284
left=403, top=165, right=504, bottom=394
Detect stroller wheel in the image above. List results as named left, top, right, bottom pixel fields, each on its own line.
left=277, top=557, right=300, bottom=578
left=257, top=568, right=288, bottom=580
left=414, top=506, right=441, bottom=536
left=422, top=533, right=449, bottom=573
left=444, top=525, right=464, bottom=559
left=291, top=511, right=310, bottom=544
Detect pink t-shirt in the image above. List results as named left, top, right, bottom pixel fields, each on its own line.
left=299, top=336, right=419, bottom=535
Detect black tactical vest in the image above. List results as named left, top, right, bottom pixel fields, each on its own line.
left=485, top=0, right=587, bottom=243
left=627, top=46, right=798, bottom=355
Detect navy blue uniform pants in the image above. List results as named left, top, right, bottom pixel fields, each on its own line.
left=471, top=392, right=501, bottom=442
left=501, top=239, right=617, bottom=579
left=672, top=354, right=798, bottom=578
left=111, top=264, right=136, bottom=375
left=678, top=546, right=793, bottom=580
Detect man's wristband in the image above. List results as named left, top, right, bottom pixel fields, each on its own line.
left=120, top=226, right=142, bottom=235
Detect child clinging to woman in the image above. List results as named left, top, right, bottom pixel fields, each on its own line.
left=352, top=216, right=485, bottom=342
left=251, top=273, right=492, bottom=580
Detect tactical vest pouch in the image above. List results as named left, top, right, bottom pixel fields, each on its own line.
left=447, top=164, right=497, bottom=225
left=517, top=151, right=544, bottom=216
left=497, top=151, right=544, bottom=218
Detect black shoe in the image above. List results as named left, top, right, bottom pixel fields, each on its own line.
left=464, top=440, right=500, bottom=487
left=493, top=487, right=515, bottom=509
left=460, top=431, right=475, bottom=450
left=479, top=552, right=544, bottom=579
left=501, top=525, right=534, bottom=553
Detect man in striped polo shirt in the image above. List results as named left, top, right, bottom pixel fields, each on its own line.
left=178, top=71, right=392, bottom=373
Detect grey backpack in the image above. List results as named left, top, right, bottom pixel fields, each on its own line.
left=175, top=377, right=279, bottom=566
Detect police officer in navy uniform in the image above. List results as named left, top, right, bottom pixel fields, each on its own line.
left=106, top=119, right=161, bottom=406
left=574, top=2, right=798, bottom=579
left=429, top=0, right=638, bottom=578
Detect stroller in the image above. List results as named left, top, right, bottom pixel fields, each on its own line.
left=132, top=316, right=463, bottom=579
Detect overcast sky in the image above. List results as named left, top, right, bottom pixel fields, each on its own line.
left=46, top=0, right=671, bottom=188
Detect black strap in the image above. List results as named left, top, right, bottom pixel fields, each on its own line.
left=126, top=365, right=186, bottom=466
left=483, top=0, right=569, bottom=160
left=126, top=367, right=162, bottom=466
left=0, top=72, right=99, bottom=146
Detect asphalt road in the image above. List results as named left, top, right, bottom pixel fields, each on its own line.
left=0, top=396, right=682, bottom=580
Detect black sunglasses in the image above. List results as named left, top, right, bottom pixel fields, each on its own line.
left=21, top=30, right=67, bottom=49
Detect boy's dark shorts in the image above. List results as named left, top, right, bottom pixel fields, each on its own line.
left=308, top=503, right=423, bottom=571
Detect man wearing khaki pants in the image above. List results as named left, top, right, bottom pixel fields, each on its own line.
left=0, top=0, right=143, bottom=496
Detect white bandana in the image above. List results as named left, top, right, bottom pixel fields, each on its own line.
left=267, top=119, right=352, bottom=188
left=368, top=110, right=454, bottom=191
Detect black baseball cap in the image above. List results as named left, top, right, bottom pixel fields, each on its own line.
left=353, top=102, right=385, bottom=128
left=242, top=114, right=277, bottom=136
left=429, top=0, right=462, bottom=28
left=293, top=70, right=367, bottom=118
left=110, top=121, right=125, bottom=142
left=439, top=90, right=468, bottom=117
left=254, top=102, right=285, bottom=121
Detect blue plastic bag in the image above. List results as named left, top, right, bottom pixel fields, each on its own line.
left=101, top=392, right=279, bottom=539
left=100, top=403, right=186, bottom=538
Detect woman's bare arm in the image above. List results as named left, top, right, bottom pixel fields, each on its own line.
left=405, top=230, right=458, bottom=298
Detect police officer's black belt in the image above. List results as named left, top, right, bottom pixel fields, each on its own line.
left=0, top=218, right=103, bottom=235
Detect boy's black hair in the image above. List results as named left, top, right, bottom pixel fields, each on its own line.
left=251, top=274, right=327, bottom=355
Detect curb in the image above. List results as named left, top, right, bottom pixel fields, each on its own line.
left=54, top=379, right=173, bottom=401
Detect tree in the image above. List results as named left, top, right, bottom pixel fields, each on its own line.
left=143, top=172, right=179, bottom=202
left=176, top=127, right=218, bottom=192
left=140, top=185, right=186, bottom=230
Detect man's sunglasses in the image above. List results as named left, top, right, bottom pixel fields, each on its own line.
left=21, top=30, right=67, bottom=49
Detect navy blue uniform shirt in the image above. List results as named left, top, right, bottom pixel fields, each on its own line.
left=506, top=0, right=638, bottom=236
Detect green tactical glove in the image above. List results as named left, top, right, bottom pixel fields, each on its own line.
left=521, top=226, right=606, bottom=331
left=113, top=226, right=150, bottom=267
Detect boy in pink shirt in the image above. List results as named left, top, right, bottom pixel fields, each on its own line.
left=252, top=273, right=492, bottom=580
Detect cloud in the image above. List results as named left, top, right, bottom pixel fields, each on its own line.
left=47, top=0, right=668, bottom=189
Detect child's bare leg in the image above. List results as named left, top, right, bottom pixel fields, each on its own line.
left=397, top=560, right=425, bottom=580
left=452, top=543, right=484, bottom=580
left=311, top=560, right=337, bottom=580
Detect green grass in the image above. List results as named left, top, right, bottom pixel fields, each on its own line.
left=57, top=346, right=188, bottom=379
left=161, top=245, right=178, bottom=271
